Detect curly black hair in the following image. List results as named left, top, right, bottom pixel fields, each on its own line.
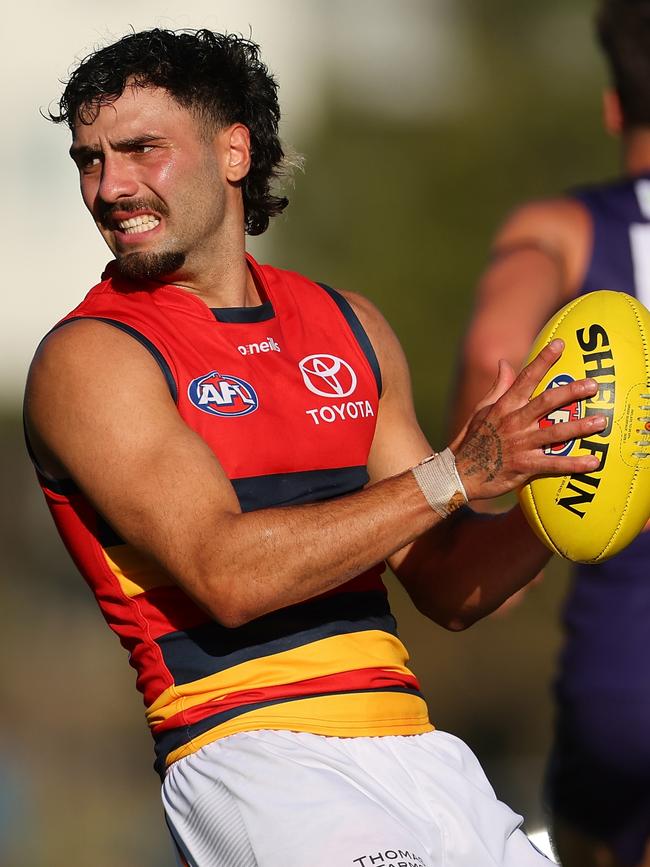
left=597, top=0, right=650, bottom=127
left=50, top=29, right=289, bottom=235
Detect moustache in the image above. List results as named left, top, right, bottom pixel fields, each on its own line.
left=99, top=197, right=169, bottom=226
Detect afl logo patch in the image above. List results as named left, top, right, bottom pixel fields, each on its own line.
left=539, top=374, right=583, bottom=456
left=298, top=354, right=357, bottom=398
left=188, top=371, right=259, bottom=417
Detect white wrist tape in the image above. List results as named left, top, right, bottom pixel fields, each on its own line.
left=411, top=448, right=468, bottom=517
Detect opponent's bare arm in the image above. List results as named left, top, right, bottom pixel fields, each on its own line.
left=25, top=313, right=601, bottom=629
left=450, top=197, right=591, bottom=437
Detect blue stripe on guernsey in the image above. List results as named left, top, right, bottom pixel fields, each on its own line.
left=40, top=467, right=368, bottom=542
left=232, top=466, right=369, bottom=511
left=153, top=686, right=423, bottom=777
left=318, top=283, right=383, bottom=397
left=82, top=469, right=368, bottom=548
left=211, top=300, right=275, bottom=323
left=40, top=466, right=366, bottom=525
left=38, top=463, right=367, bottom=513
left=32, top=471, right=79, bottom=496
left=21, top=413, right=78, bottom=494
left=157, top=591, right=394, bottom=685
left=96, top=515, right=124, bottom=548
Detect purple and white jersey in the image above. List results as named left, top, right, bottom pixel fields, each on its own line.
left=575, top=174, right=650, bottom=305
left=558, top=175, right=650, bottom=697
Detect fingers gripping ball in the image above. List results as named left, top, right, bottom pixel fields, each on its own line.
left=518, top=290, right=650, bottom=563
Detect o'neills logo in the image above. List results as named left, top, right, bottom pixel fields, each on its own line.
left=557, top=324, right=615, bottom=518
left=188, top=371, right=259, bottom=417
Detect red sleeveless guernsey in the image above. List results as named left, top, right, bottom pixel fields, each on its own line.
left=35, top=254, right=432, bottom=775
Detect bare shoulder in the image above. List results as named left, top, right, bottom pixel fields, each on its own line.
left=27, top=318, right=174, bottom=410
left=25, top=318, right=177, bottom=476
left=333, top=289, right=407, bottom=389
left=29, top=317, right=164, bottom=374
left=336, top=288, right=392, bottom=334
left=495, top=197, right=591, bottom=289
left=494, top=196, right=590, bottom=247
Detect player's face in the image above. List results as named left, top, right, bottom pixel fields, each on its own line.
left=70, top=85, right=231, bottom=282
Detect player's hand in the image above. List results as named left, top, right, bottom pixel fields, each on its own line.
left=453, top=338, right=606, bottom=501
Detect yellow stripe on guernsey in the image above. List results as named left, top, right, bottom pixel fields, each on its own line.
left=103, top=544, right=173, bottom=596
left=146, top=630, right=415, bottom=727
left=164, top=692, right=433, bottom=768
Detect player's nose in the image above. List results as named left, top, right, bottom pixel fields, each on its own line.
left=97, top=154, right=139, bottom=203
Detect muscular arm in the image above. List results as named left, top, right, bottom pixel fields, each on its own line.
left=25, top=320, right=441, bottom=627
left=25, top=305, right=602, bottom=630
left=450, top=197, right=591, bottom=437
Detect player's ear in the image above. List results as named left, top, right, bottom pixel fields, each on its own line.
left=602, top=88, right=623, bottom=136
left=224, top=123, right=251, bottom=183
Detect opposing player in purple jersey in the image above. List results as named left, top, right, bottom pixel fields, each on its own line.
left=451, top=3, right=650, bottom=866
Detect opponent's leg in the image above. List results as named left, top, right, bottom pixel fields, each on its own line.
left=551, top=814, right=628, bottom=867
left=545, top=694, right=650, bottom=867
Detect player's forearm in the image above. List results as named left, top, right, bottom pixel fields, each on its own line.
left=183, top=469, right=442, bottom=627
left=396, top=505, right=550, bottom=630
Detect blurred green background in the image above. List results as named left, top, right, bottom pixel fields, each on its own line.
left=1, top=1, right=617, bottom=864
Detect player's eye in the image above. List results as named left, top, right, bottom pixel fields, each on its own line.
left=79, top=155, right=102, bottom=172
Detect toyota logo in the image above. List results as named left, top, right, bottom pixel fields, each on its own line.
left=298, top=354, right=358, bottom=398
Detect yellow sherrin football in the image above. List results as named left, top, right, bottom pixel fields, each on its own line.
left=518, top=289, right=650, bottom=562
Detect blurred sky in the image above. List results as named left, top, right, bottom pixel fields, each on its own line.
left=0, top=0, right=472, bottom=405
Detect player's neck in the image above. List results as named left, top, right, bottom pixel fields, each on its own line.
left=622, top=128, right=650, bottom=177
left=164, top=220, right=260, bottom=309
left=173, top=256, right=260, bottom=309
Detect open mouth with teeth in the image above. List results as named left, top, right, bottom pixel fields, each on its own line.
left=117, top=214, right=161, bottom=235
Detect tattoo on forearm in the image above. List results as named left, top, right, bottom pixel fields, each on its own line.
left=460, top=420, right=503, bottom=482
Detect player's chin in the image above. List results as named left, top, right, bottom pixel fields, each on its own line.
left=115, top=248, right=186, bottom=280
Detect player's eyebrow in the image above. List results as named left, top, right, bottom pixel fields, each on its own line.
left=69, top=143, right=101, bottom=162
left=69, top=134, right=163, bottom=161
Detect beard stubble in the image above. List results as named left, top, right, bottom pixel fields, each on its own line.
left=115, top=248, right=186, bottom=280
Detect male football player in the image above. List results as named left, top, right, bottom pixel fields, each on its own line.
left=25, top=28, right=605, bottom=866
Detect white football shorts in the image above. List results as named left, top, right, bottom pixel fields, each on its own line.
left=162, top=729, right=556, bottom=867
